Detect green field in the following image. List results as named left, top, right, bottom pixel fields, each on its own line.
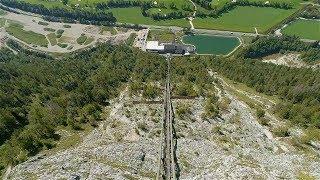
left=282, top=19, right=320, bottom=40
left=109, top=7, right=190, bottom=27
left=6, top=23, right=48, bottom=47
left=193, top=6, right=297, bottom=33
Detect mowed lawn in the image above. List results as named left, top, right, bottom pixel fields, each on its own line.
left=282, top=19, right=320, bottom=40
left=6, top=23, right=48, bottom=47
left=109, top=7, right=190, bottom=27
left=193, top=6, right=297, bottom=33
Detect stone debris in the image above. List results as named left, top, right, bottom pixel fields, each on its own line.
left=7, top=84, right=320, bottom=179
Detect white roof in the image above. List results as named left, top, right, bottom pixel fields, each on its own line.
left=146, top=41, right=164, bottom=51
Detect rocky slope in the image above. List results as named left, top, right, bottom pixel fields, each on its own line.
left=7, top=78, right=320, bottom=179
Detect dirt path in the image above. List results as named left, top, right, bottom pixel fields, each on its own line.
left=188, top=0, right=197, bottom=30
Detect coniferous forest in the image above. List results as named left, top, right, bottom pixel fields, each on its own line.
left=0, top=40, right=319, bottom=174
left=0, top=43, right=166, bottom=171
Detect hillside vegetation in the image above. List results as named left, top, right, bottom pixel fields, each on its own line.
left=0, top=42, right=166, bottom=176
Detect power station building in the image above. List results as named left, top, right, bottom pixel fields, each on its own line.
left=146, top=41, right=195, bottom=55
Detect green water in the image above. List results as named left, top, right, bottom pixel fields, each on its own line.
left=183, top=35, right=240, bottom=55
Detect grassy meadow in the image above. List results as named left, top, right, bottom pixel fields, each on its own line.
left=282, top=19, right=320, bottom=40
left=6, top=22, right=48, bottom=47
left=193, top=6, right=297, bottom=33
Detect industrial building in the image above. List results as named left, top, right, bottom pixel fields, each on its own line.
left=146, top=41, right=195, bottom=55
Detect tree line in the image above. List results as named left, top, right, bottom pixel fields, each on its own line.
left=237, top=36, right=320, bottom=63
left=301, top=6, right=320, bottom=19
left=196, top=0, right=293, bottom=18
left=193, top=0, right=212, bottom=10
left=0, top=0, right=116, bottom=25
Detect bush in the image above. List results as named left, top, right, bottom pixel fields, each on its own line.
left=204, top=95, right=220, bottom=119
left=176, top=82, right=197, bottom=97
left=272, top=125, right=290, bottom=137
left=176, top=104, right=191, bottom=118
left=77, top=34, right=87, bottom=45
left=142, top=83, right=160, bottom=99
left=44, top=27, right=55, bottom=32
left=56, top=29, right=65, bottom=35
left=63, top=24, right=71, bottom=28
left=257, top=108, right=265, bottom=118
left=57, top=43, right=68, bottom=48
left=38, top=21, right=49, bottom=26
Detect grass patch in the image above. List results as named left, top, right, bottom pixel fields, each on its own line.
left=282, top=19, right=320, bottom=40
left=63, top=24, right=71, bottom=28
left=126, top=33, right=137, bottom=46
left=193, top=6, right=298, bottom=33
left=100, top=26, right=117, bottom=35
left=38, top=21, right=49, bottom=26
left=44, top=124, right=93, bottom=155
left=47, top=33, right=57, bottom=46
left=77, top=34, right=87, bottom=45
left=57, top=43, right=68, bottom=48
left=222, top=76, right=280, bottom=105
left=44, top=27, right=55, bottom=32
left=58, top=36, right=72, bottom=43
left=7, top=23, right=48, bottom=47
left=297, top=171, right=316, bottom=180
left=56, top=29, right=65, bottom=38
left=147, top=29, right=175, bottom=42
left=84, top=37, right=94, bottom=45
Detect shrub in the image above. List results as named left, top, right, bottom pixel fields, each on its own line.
left=142, top=83, right=160, bottom=99
left=176, top=104, right=191, bottom=118
left=272, top=125, right=290, bottom=137
left=257, top=108, right=265, bottom=118
left=38, top=21, right=49, bottom=26
left=63, top=24, right=71, bottom=28
left=56, top=29, right=65, bottom=35
left=57, top=43, right=68, bottom=48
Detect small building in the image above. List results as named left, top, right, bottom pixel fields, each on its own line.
left=145, top=41, right=195, bottom=55
left=146, top=41, right=165, bottom=53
